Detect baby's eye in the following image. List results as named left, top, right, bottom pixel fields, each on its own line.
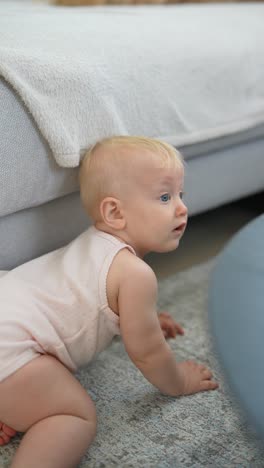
left=160, top=193, right=171, bottom=202
left=179, top=191, right=185, bottom=200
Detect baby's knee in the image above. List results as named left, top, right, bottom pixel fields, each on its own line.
left=77, top=408, right=97, bottom=447
left=82, top=416, right=97, bottom=444
left=78, top=394, right=97, bottom=436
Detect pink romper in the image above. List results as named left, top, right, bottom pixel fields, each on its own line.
left=0, top=226, right=135, bottom=382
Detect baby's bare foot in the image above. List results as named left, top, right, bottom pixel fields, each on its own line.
left=0, top=422, right=17, bottom=445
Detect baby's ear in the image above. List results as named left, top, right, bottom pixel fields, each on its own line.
left=99, top=197, right=126, bottom=230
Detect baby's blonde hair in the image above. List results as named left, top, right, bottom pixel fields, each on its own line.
left=79, top=135, right=183, bottom=220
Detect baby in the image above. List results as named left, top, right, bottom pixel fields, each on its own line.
left=0, top=136, right=218, bottom=467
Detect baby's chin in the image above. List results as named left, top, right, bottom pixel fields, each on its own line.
left=154, top=239, right=181, bottom=254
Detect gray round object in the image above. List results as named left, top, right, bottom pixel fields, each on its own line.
left=209, top=214, right=264, bottom=438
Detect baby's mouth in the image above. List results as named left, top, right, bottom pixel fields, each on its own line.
left=173, top=223, right=186, bottom=232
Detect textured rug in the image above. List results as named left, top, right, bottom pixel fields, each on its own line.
left=1, top=260, right=264, bottom=467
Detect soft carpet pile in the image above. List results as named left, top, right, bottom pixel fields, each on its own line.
left=1, top=260, right=263, bottom=467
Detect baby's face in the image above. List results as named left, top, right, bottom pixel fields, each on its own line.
left=121, top=161, right=188, bottom=258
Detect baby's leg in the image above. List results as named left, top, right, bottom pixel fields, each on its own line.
left=0, top=355, right=97, bottom=468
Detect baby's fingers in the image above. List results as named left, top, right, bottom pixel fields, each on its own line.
left=201, top=367, right=212, bottom=379
left=174, top=322, right=184, bottom=336
left=196, top=365, right=218, bottom=391
left=167, top=321, right=184, bottom=338
left=200, top=367, right=218, bottom=390
left=200, top=379, right=219, bottom=391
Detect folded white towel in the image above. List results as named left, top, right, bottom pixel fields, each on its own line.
left=0, top=2, right=264, bottom=167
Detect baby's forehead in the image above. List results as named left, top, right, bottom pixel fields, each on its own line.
left=135, top=166, right=184, bottom=190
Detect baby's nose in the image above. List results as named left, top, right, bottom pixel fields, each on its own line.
left=176, top=198, right=188, bottom=217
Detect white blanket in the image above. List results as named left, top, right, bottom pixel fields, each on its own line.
left=0, top=2, right=264, bottom=168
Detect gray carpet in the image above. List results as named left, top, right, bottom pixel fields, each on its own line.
left=1, top=260, right=264, bottom=467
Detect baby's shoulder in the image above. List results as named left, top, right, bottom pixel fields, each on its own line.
left=110, top=248, right=157, bottom=289
left=107, top=247, right=157, bottom=315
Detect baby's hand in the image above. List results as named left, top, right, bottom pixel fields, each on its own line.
left=158, top=311, right=184, bottom=339
left=177, top=360, right=219, bottom=395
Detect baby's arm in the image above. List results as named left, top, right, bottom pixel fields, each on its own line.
left=118, top=255, right=218, bottom=397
